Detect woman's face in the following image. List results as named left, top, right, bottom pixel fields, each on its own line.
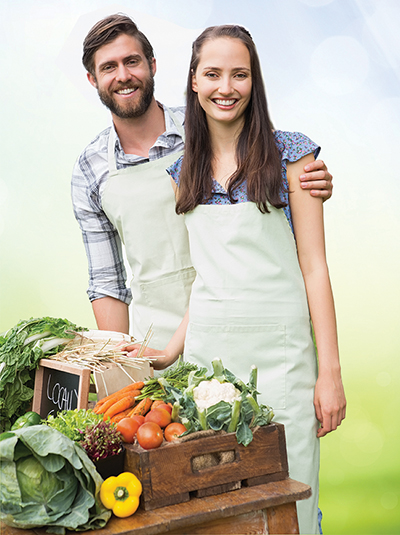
left=192, top=37, right=252, bottom=130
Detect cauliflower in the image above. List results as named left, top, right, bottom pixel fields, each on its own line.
left=193, top=378, right=241, bottom=411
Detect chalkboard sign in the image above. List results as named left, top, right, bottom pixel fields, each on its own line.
left=32, top=359, right=91, bottom=419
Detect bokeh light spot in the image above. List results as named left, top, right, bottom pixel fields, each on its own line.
left=376, top=371, right=391, bottom=387
left=381, top=491, right=398, bottom=510
left=340, top=420, right=384, bottom=467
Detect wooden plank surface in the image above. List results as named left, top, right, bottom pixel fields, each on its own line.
left=167, top=509, right=268, bottom=535
left=266, top=503, right=299, bottom=534
left=1, top=479, right=310, bottom=535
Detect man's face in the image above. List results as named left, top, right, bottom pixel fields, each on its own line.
left=88, top=34, right=155, bottom=119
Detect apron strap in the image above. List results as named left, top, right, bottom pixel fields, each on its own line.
left=107, top=107, right=185, bottom=174
left=165, top=107, right=186, bottom=141
left=107, top=126, right=117, bottom=174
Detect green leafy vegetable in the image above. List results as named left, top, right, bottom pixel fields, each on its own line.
left=45, top=409, right=103, bottom=442
left=136, top=357, right=202, bottom=400
left=160, top=358, right=274, bottom=446
left=45, top=410, right=123, bottom=462
left=0, top=317, right=87, bottom=432
left=0, top=425, right=111, bottom=533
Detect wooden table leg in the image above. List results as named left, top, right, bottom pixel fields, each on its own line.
left=265, top=502, right=299, bottom=534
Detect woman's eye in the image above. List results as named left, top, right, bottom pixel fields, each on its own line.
left=205, top=72, right=218, bottom=78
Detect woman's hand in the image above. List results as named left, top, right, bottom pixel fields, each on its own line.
left=126, top=344, right=178, bottom=370
left=299, top=159, right=333, bottom=201
left=314, top=370, right=346, bottom=438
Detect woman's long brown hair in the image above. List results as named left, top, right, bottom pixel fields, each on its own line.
left=176, top=25, right=286, bottom=215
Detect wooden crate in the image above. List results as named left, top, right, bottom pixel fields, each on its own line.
left=124, top=422, right=289, bottom=511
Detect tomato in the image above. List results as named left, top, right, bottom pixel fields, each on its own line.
left=156, top=403, right=173, bottom=415
left=131, top=415, right=145, bottom=427
left=136, top=422, right=164, bottom=450
left=144, top=408, right=171, bottom=428
left=164, top=422, right=187, bottom=442
left=116, top=418, right=139, bottom=443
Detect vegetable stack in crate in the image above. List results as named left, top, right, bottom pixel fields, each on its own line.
left=93, top=358, right=289, bottom=511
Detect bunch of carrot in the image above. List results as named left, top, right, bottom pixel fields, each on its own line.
left=92, top=381, right=156, bottom=423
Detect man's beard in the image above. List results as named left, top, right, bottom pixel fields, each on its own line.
left=97, top=73, right=155, bottom=119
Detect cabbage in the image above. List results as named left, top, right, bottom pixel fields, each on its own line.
left=0, top=425, right=111, bottom=534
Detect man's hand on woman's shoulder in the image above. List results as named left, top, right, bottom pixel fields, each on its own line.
left=300, top=159, right=333, bottom=201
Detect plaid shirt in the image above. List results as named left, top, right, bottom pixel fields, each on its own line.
left=71, top=104, right=185, bottom=305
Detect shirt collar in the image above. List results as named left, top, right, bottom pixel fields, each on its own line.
left=112, top=102, right=183, bottom=153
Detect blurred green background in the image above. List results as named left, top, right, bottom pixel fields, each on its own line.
left=1, top=1, right=399, bottom=533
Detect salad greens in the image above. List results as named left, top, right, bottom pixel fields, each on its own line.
left=0, top=425, right=111, bottom=533
left=157, top=358, right=274, bottom=446
left=45, top=409, right=123, bottom=462
left=0, top=317, right=86, bottom=432
left=136, top=357, right=199, bottom=400
left=45, top=409, right=103, bottom=442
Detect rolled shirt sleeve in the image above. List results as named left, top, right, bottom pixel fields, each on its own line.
left=71, top=130, right=132, bottom=305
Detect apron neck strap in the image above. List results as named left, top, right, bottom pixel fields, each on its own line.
left=107, top=107, right=185, bottom=174
left=107, top=126, right=117, bottom=174
left=165, top=106, right=186, bottom=141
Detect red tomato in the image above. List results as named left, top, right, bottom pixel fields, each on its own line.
left=145, top=408, right=171, bottom=428
left=156, top=403, right=173, bottom=415
left=131, top=415, right=145, bottom=427
left=164, top=422, right=187, bottom=442
left=116, top=418, right=139, bottom=443
left=136, top=422, right=164, bottom=450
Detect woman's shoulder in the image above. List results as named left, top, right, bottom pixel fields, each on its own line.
left=166, top=154, right=184, bottom=185
left=273, top=130, right=321, bottom=162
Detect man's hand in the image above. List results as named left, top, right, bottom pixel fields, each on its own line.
left=299, top=159, right=333, bottom=201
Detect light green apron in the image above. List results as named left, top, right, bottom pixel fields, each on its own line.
left=184, top=202, right=320, bottom=534
left=102, top=108, right=195, bottom=348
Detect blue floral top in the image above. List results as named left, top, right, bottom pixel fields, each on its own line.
left=167, top=130, right=320, bottom=235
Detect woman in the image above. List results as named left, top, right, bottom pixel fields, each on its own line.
left=132, top=25, right=346, bottom=534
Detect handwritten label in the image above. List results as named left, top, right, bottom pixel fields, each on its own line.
left=33, top=359, right=91, bottom=418
left=45, top=372, right=79, bottom=416
left=39, top=366, right=80, bottom=418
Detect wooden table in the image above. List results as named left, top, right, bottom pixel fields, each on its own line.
left=1, top=478, right=310, bottom=535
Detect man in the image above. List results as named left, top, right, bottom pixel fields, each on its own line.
left=72, top=14, right=333, bottom=348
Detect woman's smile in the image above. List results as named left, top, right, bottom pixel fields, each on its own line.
left=192, top=37, right=252, bottom=128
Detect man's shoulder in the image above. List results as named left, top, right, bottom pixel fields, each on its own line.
left=162, top=104, right=186, bottom=124
left=73, top=126, right=111, bottom=182
left=76, top=126, right=112, bottom=162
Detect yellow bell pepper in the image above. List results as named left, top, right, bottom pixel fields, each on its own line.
left=100, top=472, right=142, bottom=518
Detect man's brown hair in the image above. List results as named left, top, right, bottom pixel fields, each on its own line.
left=82, top=14, right=155, bottom=76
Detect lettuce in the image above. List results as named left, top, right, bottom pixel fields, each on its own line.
left=0, top=425, right=111, bottom=534
left=0, top=317, right=86, bottom=432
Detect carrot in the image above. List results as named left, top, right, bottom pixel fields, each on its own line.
left=150, top=400, right=166, bottom=411
left=110, top=408, right=134, bottom=424
left=93, top=381, right=145, bottom=412
left=103, top=393, right=140, bottom=420
left=128, top=398, right=153, bottom=417
left=94, top=396, right=119, bottom=415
